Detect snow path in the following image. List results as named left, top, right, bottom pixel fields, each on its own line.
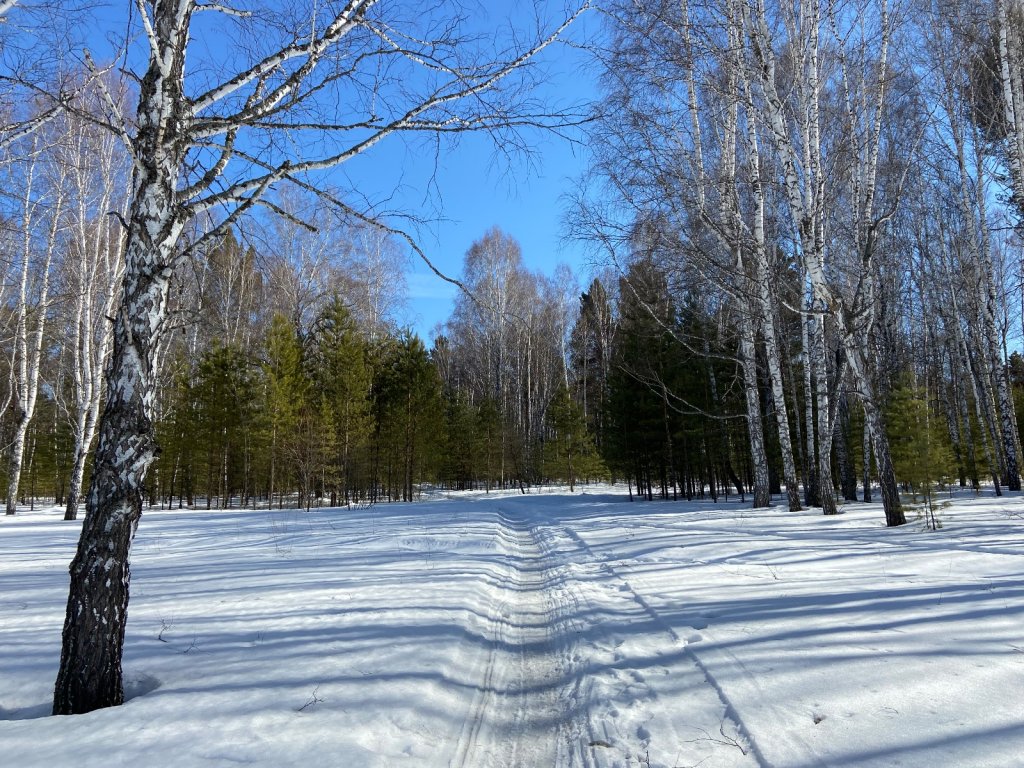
left=451, top=501, right=760, bottom=768
left=449, top=507, right=588, bottom=767
left=534, top=508, right=759, bottom=768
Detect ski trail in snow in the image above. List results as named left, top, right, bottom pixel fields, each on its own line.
left=449, top=506, right=595, bottom=768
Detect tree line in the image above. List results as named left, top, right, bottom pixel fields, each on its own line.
left=3, top=0, right=1024, bottom=526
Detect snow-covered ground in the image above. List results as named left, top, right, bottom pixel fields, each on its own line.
left=2, top=487, right=1023, bottom=767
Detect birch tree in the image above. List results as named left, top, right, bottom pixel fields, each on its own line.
left=342, top=223, right=409, bottom=341
left=744, top=0, right=907, bottom=525
left=4, top=131, right=67, bottom=515
left=53, top=0, right=589, bottom=715
left=57, top=92, right=131, bottom=521
left=981, top=0, right=1024, bottom=488
left=586, top=0, right=801, bottom=509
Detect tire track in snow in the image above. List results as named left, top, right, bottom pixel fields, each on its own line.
left=449, top=506, right=596, bottom=768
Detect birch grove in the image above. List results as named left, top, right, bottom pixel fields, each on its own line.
left=574, top=0, right=1024, bottom=526
left=4, top=133, right=66, bottom=516
left=57, top=95, right=131, bottom=521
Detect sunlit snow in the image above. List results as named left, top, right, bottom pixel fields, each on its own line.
left=2, top=487, right=1022, bottom=767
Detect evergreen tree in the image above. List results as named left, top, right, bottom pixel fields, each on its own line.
left=263, top=314, right=306, bottom=508
left=307, top=298, right=372, bottom=505
left=154, top=352, right=201, bottom=507
left=439, top=391, right=482, bottom=490
left=570, top=277, right=614, bottom=450
left=886, top=376, right=957, bottom=527
left=373, top=333, right=443, bottom=501
left=543, top=384, right=605, bottom=490
left=193, top=342, right=263, bottom=508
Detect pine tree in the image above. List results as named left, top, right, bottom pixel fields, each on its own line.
left=153, top=352, right=201, bottom=508
left=439, top=391, right=482, bottom=490
left=887, top=376, right=957, bottom=528
left=307, top=298, right=372, bottom=505
left=373, top=333, right=443, bottom=501
left=543, top=384, right=605, bottom=490
left=263, top=314, right=306, bottom=508
left=193, top=342, right=262, bottom=508
left=570, top=278, right=614, bottom=450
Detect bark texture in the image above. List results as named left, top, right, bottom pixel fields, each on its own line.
left=53, top=0, right=189, bottom=714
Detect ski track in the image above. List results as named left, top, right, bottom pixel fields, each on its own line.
left=535, top=518, right=763, bottom=768
left=449, top=506, right=597, bottom=768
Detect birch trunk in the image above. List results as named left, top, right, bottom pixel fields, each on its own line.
left=738, top=298, right=772, bottom=507
left=836, top=394, right=858, bottom=501
left=946, top=39, right=1022, bottom=490
left=982, top=286, right=1021, bottom=489
left=722, top=2, right=772, bottom=508
left=843, top=338, right=904, bottom=525
left=53, top=0, right=190, bottom=714
left=802, top=307, right=819, bottom=507
left=7, top=142, right=63, bottom=515
left=746, top=0, right=903, bottom=522
left=63, top=105, right=128, bottom=520
left=993, top=0, right=1023, bottom=489
left=810, top=311, right=838, bottom=514
left=740, top=50, right=801, bottom=511
left=861, top=414, right=872, bottom=502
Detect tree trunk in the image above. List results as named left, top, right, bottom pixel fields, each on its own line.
left=810, top=311, right=837, bottom=515
left=738, top=306, right=772, bottom=507
left=990, top=336, right=1021, bottom=490
left=842, top=337, right=904, bottom=526
left=802, top=309, right=820, bottom=507
left=7, top=145, right=60, bottom=515
left=53, top=263, right=167, bottom=713
left=869, top=412, right=904, bottom=527
left=64, top=445, right=89, bottom=521
left=861, top=415, right=872, bottom=502
left=836, top=394, right=858, bottom=501
left=759, top=277, right=801, bottom=511
left=5, top=415, right=29, bottom=515
left=53, top=1, right=188, bottom=712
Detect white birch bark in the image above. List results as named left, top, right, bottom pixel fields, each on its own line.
left=674, top=0, right=774, bottom=507
left=737, top=290, right=772, bottom=507
left=6, top=136, right=66, bottom=515
left=745, top=0, right=904, bottom=523
left=942, top=42, right=1022, bottom=490
left=58, top=99, right=130, bottom=520
left=739, top=59, right=802, bottom=511
left=746, top=0, right=837, bottom=515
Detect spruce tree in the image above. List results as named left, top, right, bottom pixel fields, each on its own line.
left=307, top=298, right=372, bottom=505
left=886, top=376, right=957, bottom=527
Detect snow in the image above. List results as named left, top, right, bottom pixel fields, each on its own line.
left=2, top=487, right=1024, bottom=767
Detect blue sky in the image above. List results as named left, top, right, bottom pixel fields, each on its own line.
left=394, top=126, right=596, bottom=339
left=337, top=3, right=602, bottom=339
left=75, top=1, right=601, bottom=340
